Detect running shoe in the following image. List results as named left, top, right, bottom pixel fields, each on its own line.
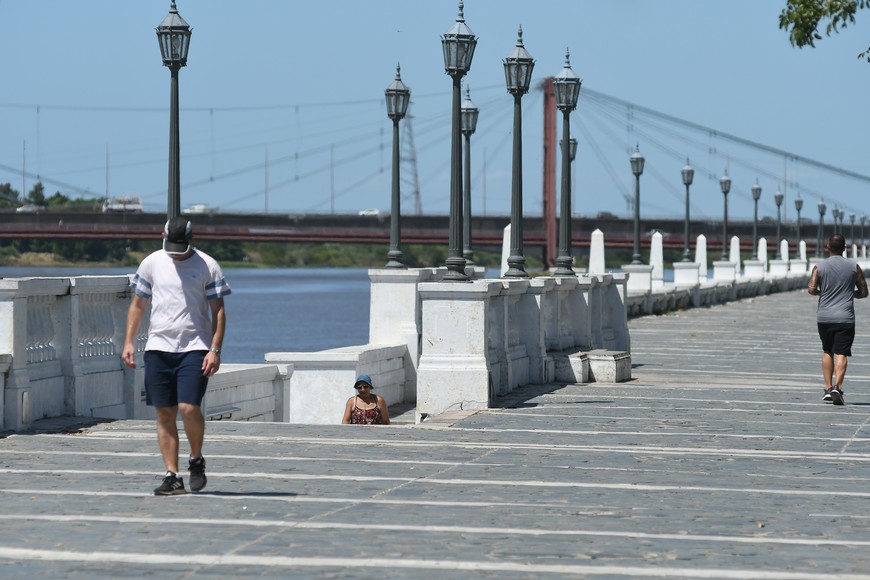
left=831, top=388, right=845, bottom=406
left=154, top=472, right=186, bottom=496
left=823, top=389, right=833, bottom=402
left=188, top=456, right=207, bottom=492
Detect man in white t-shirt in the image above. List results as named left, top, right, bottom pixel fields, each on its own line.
left=122, top=217, right=231, bottom=495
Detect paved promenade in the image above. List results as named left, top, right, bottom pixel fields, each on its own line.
left=4, top=288, right=870, bottom=578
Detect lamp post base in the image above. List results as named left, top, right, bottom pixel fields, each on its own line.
left=553, top=256, right=574, bottom=276
left=443, top=256, right=469, bottom=281
left=681, top=248, right=691, bottom=262
left=385, top=250, right=405, bottom=269
left=503, top=256, right=528, bottom=278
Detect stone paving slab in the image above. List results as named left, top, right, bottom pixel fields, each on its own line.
left=3, top=289, right=870, bottom=578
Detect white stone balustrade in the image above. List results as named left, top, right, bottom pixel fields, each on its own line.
left=0, top=275, right=285, bottom=432
left=415, top=273, right=631, bottom=420
left=2, top=237, right=852, bottom=430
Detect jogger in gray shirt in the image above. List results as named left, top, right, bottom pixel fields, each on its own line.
left=808, top=234, right=868, bottom=405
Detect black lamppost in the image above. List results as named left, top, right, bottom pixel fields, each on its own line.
left=566, top=138, right=578, bottom=216
left=461, top=85, right=479, bottom=265
left=794, top=194, right=803, bottom=250
left=552, top=49, right=582, bottom=277
left=502, top=26, right=535, bottom=278
left=850, top=213, right=856, bottom=246
left=156, top=0, right=192, bottom=221
left=817, top=200, right=826, bottom=257
left=831, top=207, right=839, bottom=235
left=861, top=214, right=867, bottom=247
left=384, top=64, right=411, bottom=269
left=751, top=180, right=762, bottom=259
left=720, top=170, right=731, bottom=259
left=681, top=158, right=694, bottom=262
left=441, top=1, right=477, bottom=281
left=774, top=189, right=784, bottom=258
left=630, top=145, right=645, bottom=264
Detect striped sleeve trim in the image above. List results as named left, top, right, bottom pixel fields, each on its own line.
left=130, top=274, right=152, bottom=298
left=206, top=278, right=231, bottom=300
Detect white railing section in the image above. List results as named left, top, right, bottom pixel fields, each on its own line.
left=1, top=239, right=863, bottom=431
left=0, top=275, right=286, bottom=432
left=26, top=294, right=58, bottom=364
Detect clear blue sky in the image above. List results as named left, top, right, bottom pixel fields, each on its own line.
left=2, top=1, right=869, bottom=226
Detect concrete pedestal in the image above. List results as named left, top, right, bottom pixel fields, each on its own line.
left=673, top=262, right=701, bottom=286
left=768, top=259, right=789, bottom=278
left=622, top=264, right=653, bottom=293
left=743, top=259, right=766, bottom=279
left=789, top=259, right=808, bottom=274
left=713, top=261, right=737, bottom=282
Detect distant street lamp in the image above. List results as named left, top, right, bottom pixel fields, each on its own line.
left=502, top=26, right=535, bottom=278
left=552, top=48, right=582, bottom=277
left=384, top=64, right=411, bottom=269
left=681, top=158, right=694, bottom=262
left=751, top=180, right=762, bottom=259
left=817, top=200, right=827, bottom=257
left=441, top=0, right=477, bottom=281
left=630, top=145, right=645, bottom=264
left=794, top=194, right=803, bottom=251
left=156, top=0, right=192, bottom=221
left=720, top=170, right=731, bottom=260
left=461, top=85, right=479, bottom=265
left=850, top=213, right=856, bottom=246
left=862, top=214, right=867, bottom=247
left=774, top=189, right=784, bottom=258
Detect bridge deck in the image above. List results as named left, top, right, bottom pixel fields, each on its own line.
left=2, top=288, right=870, bottom=577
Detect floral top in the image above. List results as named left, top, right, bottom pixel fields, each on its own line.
left=349, top=397, right=384, bottom=425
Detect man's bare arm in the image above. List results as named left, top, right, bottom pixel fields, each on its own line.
left=201, top=297, right=225, bottom=378
left=808, top=266, right=820, bottom=296
left=856, top=265, right=869, bottom=299
left=122, top=294, right=148, bottom=368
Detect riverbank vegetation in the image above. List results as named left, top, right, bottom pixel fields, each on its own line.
left=0, top=237, right=527, bottom=270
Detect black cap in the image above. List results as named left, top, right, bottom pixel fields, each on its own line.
left=163, top=217, right=193, bottom=255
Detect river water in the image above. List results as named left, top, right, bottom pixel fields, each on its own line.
left=0, top=266, right=372, bottom=364
left=1, top=264, right=686, bottom=364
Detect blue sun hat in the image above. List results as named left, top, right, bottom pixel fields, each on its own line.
left=354, top=374, right=373, bottom=388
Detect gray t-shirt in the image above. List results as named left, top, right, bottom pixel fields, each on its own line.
left=815, top=255, right=858, bottom=324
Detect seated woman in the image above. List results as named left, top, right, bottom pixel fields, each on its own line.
left=341, top=374, right=390, bottom=425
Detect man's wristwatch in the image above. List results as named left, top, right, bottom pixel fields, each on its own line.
left=210, top=348, right=221, bottom=356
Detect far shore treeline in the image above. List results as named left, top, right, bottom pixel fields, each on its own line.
left=0, top=180, right=694, bottom=270
left=0, top=180, right=516, bottom=269
left=0, top=237, right=515, bottom=270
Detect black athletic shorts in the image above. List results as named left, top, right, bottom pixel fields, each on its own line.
left=817, top=323, right=855, bottom=357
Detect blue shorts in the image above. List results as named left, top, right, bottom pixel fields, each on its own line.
left=144, top=350, right=209, bottom=407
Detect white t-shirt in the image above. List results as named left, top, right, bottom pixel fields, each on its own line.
left=130, top=249, right=231, bottom=353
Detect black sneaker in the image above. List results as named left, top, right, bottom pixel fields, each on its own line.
left=823, top=389, right=833, bottom=402
left=188, top=457, right=207, bottom=492
left=831, top=388, right=845, bottom=406
left=154, top=472, right=185, bottom=496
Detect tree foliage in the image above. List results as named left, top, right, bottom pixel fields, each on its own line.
left=779, top=0, right=870, bottom=60
left=26, top=181, right=46, bottom=206
left=0, top=183, right=19, bottom=208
